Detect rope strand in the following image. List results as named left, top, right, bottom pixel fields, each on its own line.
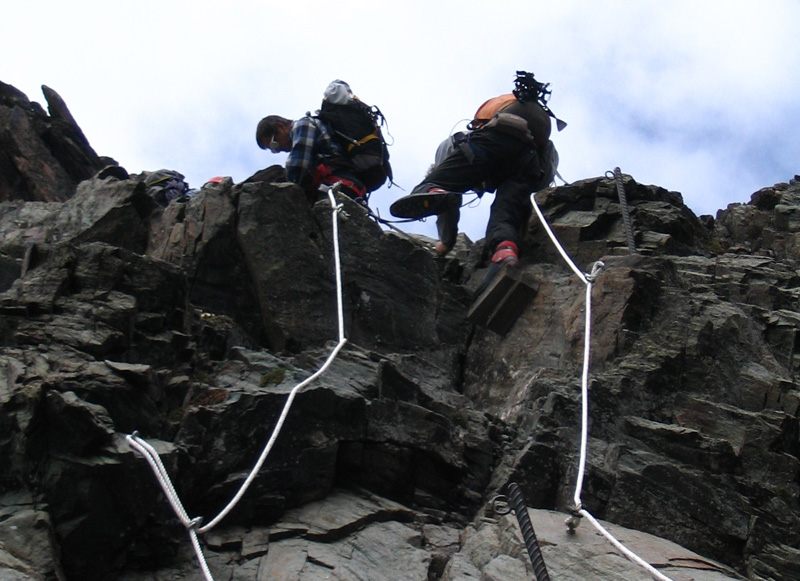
left=126, top=183, right=350, bottom=580
left=530, top=189, right=674, bottom=581
left=126, top=179, right=673, bottom=581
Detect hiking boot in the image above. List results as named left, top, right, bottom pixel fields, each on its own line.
left=390, top=188, right=462, bottom=219
left=474, top=241, right=519, bottom=297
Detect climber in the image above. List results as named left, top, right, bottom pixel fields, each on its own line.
left=256, top=80, right=391, bottom=204
left=390, top=71, right=564, bottom=296
left=256, top=113, right=365, bottom=202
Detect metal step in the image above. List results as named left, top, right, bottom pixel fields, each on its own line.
left=467, top=266, right=537, bottom=335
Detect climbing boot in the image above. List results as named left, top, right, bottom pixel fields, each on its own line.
left=389, top=188, right=462, bottom=219
left=475, top=241, right=519, bottom=296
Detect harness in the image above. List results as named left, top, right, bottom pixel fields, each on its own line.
left=303, top=116, right=368, bottom=202
left=314, top=163, right=367, bottom=202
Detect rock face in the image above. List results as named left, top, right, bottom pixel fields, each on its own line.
left=0, top=82, right=106, bottom=203
left=0, top=82, right=799, bottom=581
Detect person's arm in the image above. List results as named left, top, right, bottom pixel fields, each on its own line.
left=285, top=118, right=318, bottom=185
left=436, top=204, right=461, bottom=253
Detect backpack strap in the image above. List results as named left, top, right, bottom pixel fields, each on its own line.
left=343, top=131, right=380, bottom=152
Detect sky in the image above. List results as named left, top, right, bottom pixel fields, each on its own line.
left=4, top=0, right=799, bottom=244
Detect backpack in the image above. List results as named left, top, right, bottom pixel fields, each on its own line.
left=314, top=80, right=393, bottom=194
left=467, top=94, right=517, bottom=130
left=468, top=71, right=568, bottom=135
left=143, top=169, right=189, bottom=206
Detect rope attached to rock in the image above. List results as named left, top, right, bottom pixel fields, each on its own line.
left=530, top=189, right=674, bottom=581
left=126, top=183, right=350, bottom=581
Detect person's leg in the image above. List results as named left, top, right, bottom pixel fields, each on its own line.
left=484, top=177, right=534, bottom=251
left=411, top=141, right=491, bottom=195
left=394, top=143, right=488, bottom=222
left=483, top=137, right=543, bottom=251
left=473, top=139, right=542, bottom=296
left=474, top=179, right=532, bottom=294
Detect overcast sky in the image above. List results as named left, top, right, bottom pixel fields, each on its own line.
left=4, top=0, right=799, bottom=243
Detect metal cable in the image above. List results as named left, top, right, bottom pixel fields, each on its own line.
left=609, top=167, right=637, bottom=254
left=507, top=482, right=551, bottom=581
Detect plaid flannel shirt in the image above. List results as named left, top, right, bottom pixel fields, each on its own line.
left=285, top=116, right=342, bottom=186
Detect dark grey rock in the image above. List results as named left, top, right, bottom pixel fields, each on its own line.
left=0, top=81, right=104, bottom=203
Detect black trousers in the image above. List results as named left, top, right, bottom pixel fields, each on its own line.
left=412, top=130, right=543, bottom=252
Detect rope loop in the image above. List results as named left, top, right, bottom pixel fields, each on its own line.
left=585, top=261, right=605, bottom=282
left=187, top=517, right=204, bottom=531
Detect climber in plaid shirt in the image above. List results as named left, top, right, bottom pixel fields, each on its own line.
left=256, top=114, right=366, bottom=202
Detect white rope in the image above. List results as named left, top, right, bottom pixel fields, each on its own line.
left=125, top=434, right=213, bottom=580
left=572, top=277, right=593, bottom=509
left=530, top=194, right=589, bottom=284
left=580, top=510, right=674, bottom=581
left=125, top=184, right=350, bottom=581
left=530, top=192, right=674, bottom=581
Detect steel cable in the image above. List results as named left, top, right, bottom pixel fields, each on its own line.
left=608, top=167, right=637, bottom=254
left=507, top=482, right=551, bottom=581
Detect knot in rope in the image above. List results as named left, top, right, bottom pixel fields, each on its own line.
left=585, top=261, right=605, bottom=282
left=187, top=517, right=204, bottom=531
left=565, top=505, right=583, bottom=533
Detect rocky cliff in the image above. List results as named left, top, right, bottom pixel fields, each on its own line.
left=1, top=82, right=798, bottom=581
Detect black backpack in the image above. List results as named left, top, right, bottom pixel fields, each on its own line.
left=315, top=84, right=393, bottom=194
left=143, top=169, right=189, bottom=206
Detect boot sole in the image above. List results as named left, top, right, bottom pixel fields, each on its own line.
left=389, top=192, right=461, bottom=219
